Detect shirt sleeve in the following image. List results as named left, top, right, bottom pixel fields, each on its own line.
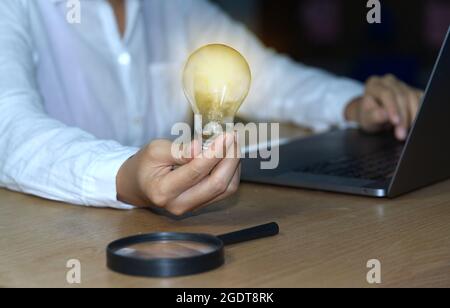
left=184, top=0, right=364, bottom=132
left=0, top=1, right=138, bottom=209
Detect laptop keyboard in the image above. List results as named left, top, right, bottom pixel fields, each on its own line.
left=295, top=146, right=404, bottom=181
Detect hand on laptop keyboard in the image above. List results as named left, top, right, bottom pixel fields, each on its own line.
left=345, top=75, right=423, bottom=141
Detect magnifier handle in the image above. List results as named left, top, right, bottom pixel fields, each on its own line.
left=217, top=222, right=279, bottom=246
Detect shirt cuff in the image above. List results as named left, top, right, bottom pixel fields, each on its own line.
left=82, top=146, right=139, bottom=209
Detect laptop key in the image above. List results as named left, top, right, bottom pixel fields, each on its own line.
left=296, top=146, right=403, bottom=180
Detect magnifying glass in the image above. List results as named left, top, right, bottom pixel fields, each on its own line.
left=107, top=222, right=279, bottom=278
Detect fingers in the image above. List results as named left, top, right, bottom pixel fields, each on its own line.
left=382, top=77, right=410, bottom=140
left=146, top=139, right=201, bottom=166
left=170, top=138, right=203, bottom=165
left=161, top=133, right=234, bottom=190
left=165, top=159, right=241, bottom=216
left=196, top=137, right=243, bottom=209
left=146, top=133, right=237, bottom=212
left=364, top=75, right=423, bottom=140
left=366, top=76, right=401, bottom=126
left=359, top=96, right=389, bottom=132
left=203, top=164, right=241, bottom=207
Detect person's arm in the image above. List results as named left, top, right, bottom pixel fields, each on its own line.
left=183, top=0, right=364, bottom=132
left=0, top=1, right=241, bottom=214
left=0, top=1, right=138, bottom=208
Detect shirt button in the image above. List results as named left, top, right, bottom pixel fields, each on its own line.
left=118, top=52, right=131, bottom=65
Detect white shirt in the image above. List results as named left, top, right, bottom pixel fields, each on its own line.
left=0, top=0, right=364, bottom=209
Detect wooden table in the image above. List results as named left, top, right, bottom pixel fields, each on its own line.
left=1, top=128, right=450, bottom=288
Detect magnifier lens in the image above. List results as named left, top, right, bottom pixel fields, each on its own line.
left=115, top=240, right=218, bottom=260
left=107, top=223, right=279, bottom=277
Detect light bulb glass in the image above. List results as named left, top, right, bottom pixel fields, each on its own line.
left=183, top=44, right=251, bottom=149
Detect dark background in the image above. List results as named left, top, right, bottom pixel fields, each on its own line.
left=211, top=0, right=450, bottom=89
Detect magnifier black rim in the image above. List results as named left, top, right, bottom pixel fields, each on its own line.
left=107, top=232, right=225, bottom=278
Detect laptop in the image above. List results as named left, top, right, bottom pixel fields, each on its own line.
left=241, top=27, right=450, bottom=198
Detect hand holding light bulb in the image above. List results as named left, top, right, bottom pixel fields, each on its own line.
left=183, top=44, right=252, bottom=149
left=116, top=44, right=249, bottom=215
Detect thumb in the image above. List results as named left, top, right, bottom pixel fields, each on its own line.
left=170, top=138, right=202, bottom=165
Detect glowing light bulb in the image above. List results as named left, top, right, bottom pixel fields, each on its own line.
left=183, top=44, right=252, bottom=149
